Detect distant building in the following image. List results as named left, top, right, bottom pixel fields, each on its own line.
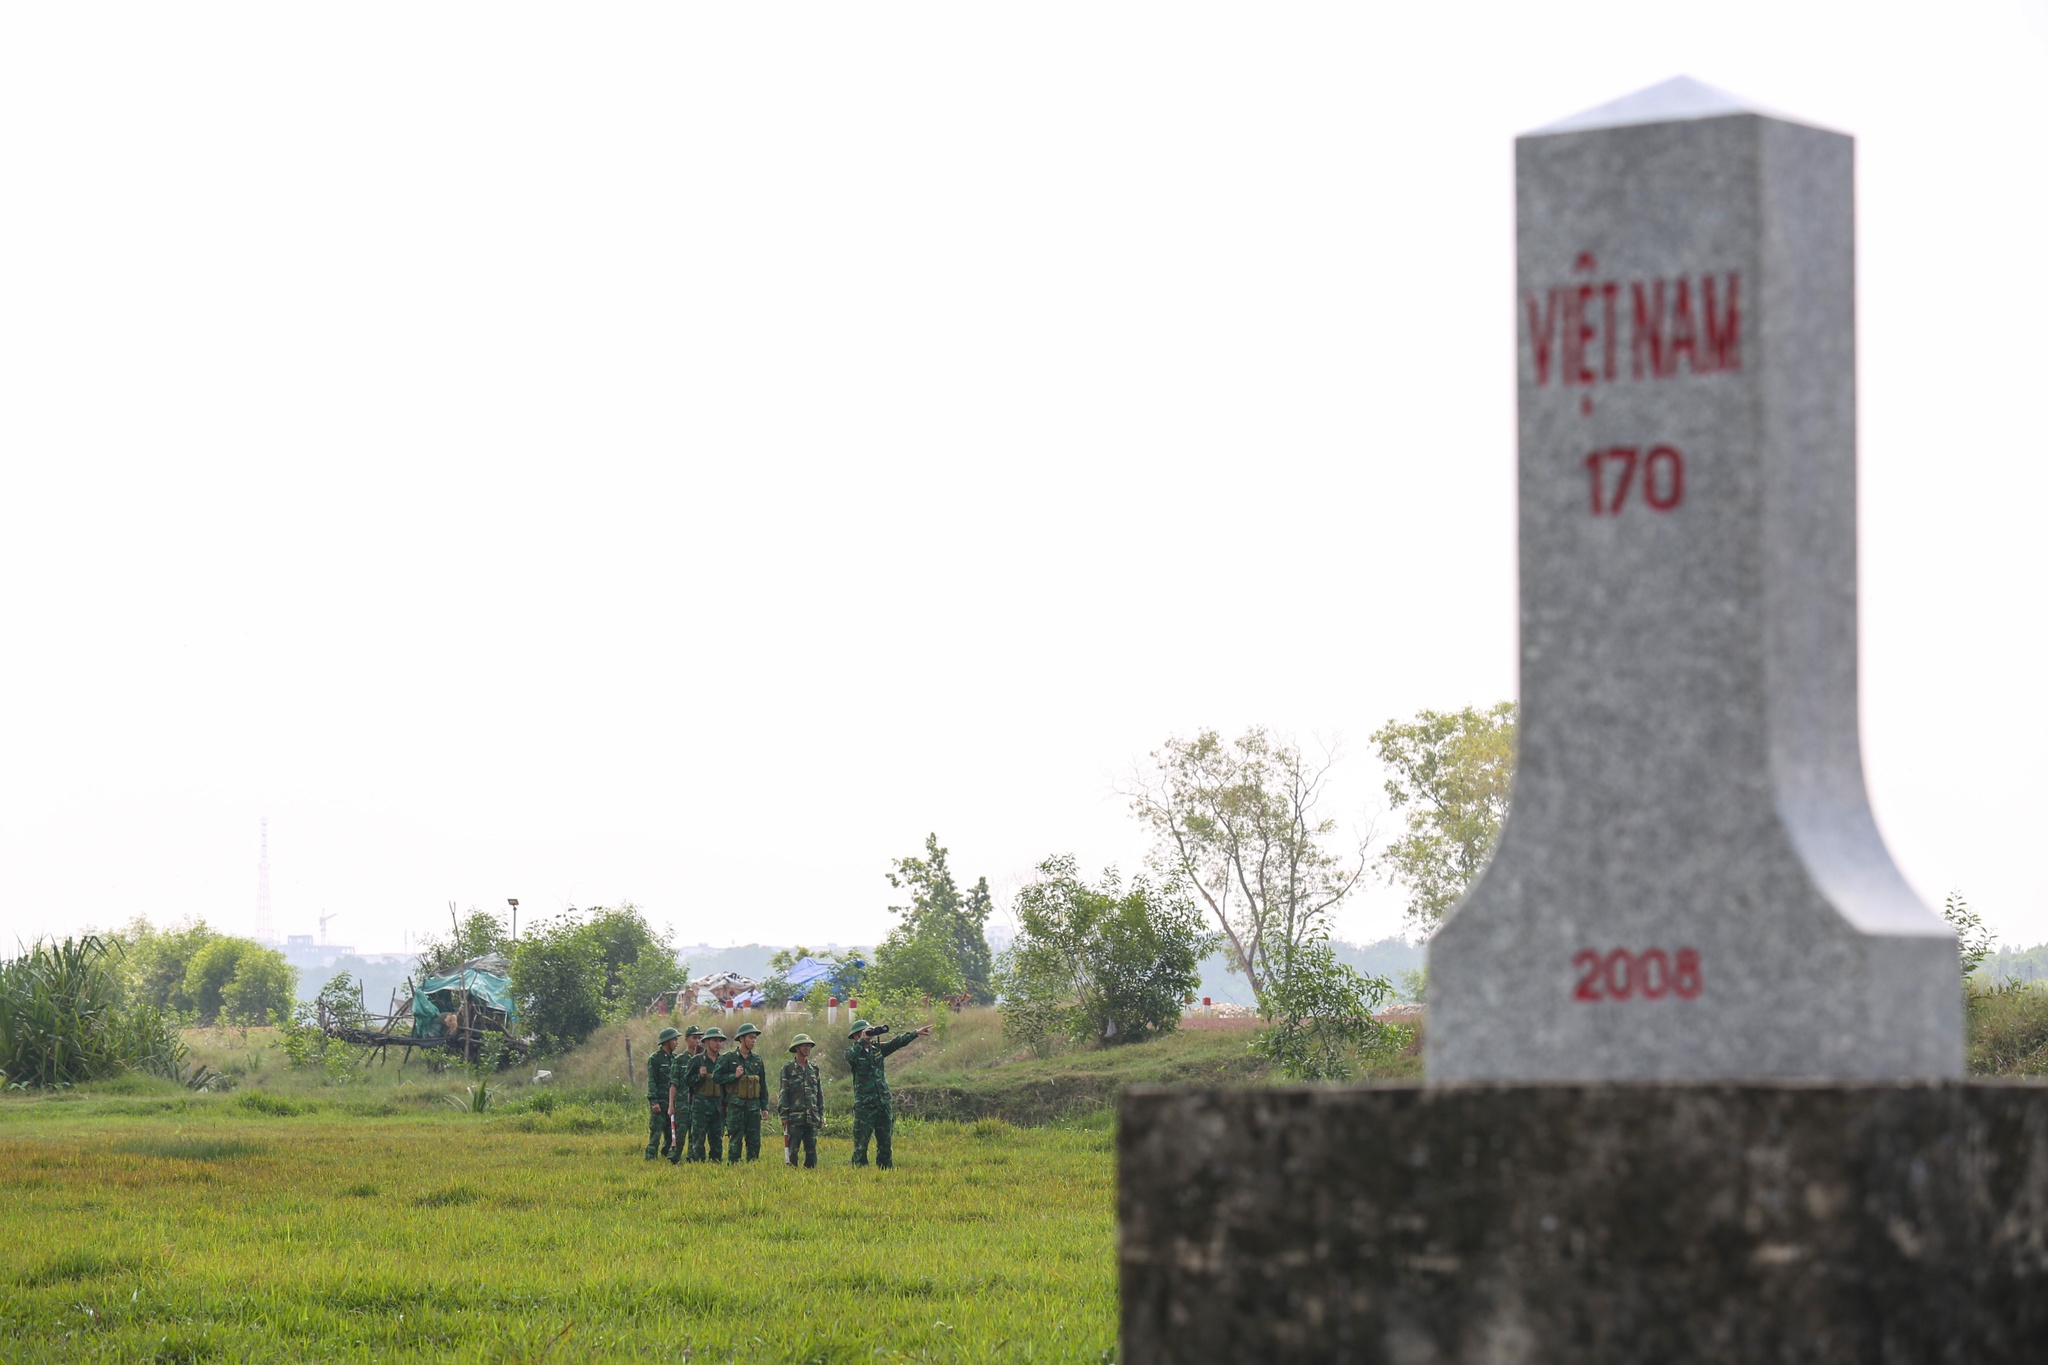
left=281, top=934, right=356, bottom=972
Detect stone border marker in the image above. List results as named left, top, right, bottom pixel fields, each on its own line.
left=1427, top=76, right=1962, bottom=1083
left=1117, top=79, right=2029, bottom=1365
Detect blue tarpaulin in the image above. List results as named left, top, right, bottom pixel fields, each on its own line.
left=780, top=955, right=864, bottom=999
left=783, top=957, right=837, bottom=990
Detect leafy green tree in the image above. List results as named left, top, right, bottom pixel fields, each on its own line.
left=864, top=926, right=966, bottom=1003
left=415, top=909, right=513, bottom=976
left=1127, top=728, right=1367, bottom=1013
left=885, top=834, right=996, bottom=1004
left=219, top=948, right=296, bottom=1027
left=181, top=938, right=297, bottom=1026
left=1000, top=855, right=1211, bottom=1048
left=509, top=916, right=606, bottom=1054
left=1372, top=702, right=1517, bottom=931
left=117, top=917, right=221, bottom=1016
left=571, top=904, right=680, bottom=1020
left=1944, top=891, right=1996, bottom=981
left=1248, top=941, right=1401, bottom=1082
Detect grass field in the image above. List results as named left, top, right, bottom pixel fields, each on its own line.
left=0, top=1081, right=1117, bottom=1364
left=0, top=1006, right=1412, bottom=1361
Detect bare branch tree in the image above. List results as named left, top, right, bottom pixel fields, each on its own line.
left=1123, top=728, right=1369, bottom=1012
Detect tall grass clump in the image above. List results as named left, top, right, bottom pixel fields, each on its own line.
left=1968, top=978, right=2048, bottom=1076
left=0, top=936, right=183, bottom=1088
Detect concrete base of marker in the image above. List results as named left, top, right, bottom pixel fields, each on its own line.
left=1119, top=1083, right=2048, bottom=1364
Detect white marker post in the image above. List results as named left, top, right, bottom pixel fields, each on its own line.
left=1428, top=78, right=1963, bottom=1083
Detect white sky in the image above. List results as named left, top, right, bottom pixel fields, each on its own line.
left=3, top=4, right=2045, bottom=957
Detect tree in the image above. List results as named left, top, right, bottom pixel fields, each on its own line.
left=864, top=928, right=965, bottom=1003
left=1126, top=728, right=1367, bottom=1013
left=509, top=916, right=604, bottom=1055
left=573, top=904, right=681, bottom=1019
left=117, top=917, right=221, bottom=1016
left=180, top=937, right=297, bottom=1026
left=1000, top=855, right=1211, bottom=1048
left=494, top=904, right=677, bottom=1052
left=415, top=909, right=513, bottom=976
left=1372, top=702, right=1517, bottom=931
left=885, top=834, right=996, bottom=1004
left=219, top=947, right=296, bottom=1026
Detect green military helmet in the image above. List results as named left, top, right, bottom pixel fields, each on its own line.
left=699, top=1027, right=728, bottom=1041
left=787, top=1033, right=817, bottom=1052
left=846, top=1018, right=874, bottom=1039
left=657, top=1026, right=681, bottom=1044
left=732, top=1022, right=761, bottom=1039
left=683, top=1025, right=703, bottom=1039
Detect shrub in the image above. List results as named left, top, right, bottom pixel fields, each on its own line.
left=1249, top=941, right=1402, bottom=1082
left=0, top=936, right=184, bottom=1088
left=1001, top=856, right=1210, bottom=1048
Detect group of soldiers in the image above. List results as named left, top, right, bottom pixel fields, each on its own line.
left=644, top=1017, right=932, bottom=1168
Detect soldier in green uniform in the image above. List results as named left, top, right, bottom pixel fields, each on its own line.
left=845, top=1018, right=931, bottom=1169
left=779, top=1033, right=824, bottom=1169
left=678, top=1027, right=727, bottom=1163
left=716, top=1022, right=769, bottom=1162
left=665, top=1025, right=705, bottom=1165
left=644, top=1026, right=681, bottom=1159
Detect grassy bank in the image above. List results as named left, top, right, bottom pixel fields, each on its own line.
left=164, top=1008, right=1415, bottom=1131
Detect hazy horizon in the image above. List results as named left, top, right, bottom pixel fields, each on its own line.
left=5, top=4, right=2045, bottom=957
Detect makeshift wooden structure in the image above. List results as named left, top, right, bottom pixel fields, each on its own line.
left=317, top=954, right=530, bottom=1067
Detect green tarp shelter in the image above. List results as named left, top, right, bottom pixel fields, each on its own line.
left=412, top=954, right=517, bottom=1043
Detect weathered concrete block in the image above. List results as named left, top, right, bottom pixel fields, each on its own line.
left=1120, top=1083, right=2048, bottom=1364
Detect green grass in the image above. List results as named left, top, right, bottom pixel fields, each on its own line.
left=0, top=1006, right=1418, bottom=1360
left=0, top=1083, right=1117, bottom=1363
left=114, top=1135, right=268, bottom=1161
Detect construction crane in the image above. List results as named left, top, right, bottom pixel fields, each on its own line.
left=318, top=910, right=340, bottom=946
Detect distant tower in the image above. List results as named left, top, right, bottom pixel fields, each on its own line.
left=256, top=817, right=273, bottom=945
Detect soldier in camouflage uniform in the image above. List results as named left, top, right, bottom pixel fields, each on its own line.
left=665, top=1025, right=705, bottom=1165
left=778, top=1033, right=824, bottom=1169
left=644, top=1026, right=681, bottom=1159
left=716, top=1022, right=769, bottom=1162
left=678, top=1027, right=727, bottom=1163
left=845, top=1018, right=931, bottom=1169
